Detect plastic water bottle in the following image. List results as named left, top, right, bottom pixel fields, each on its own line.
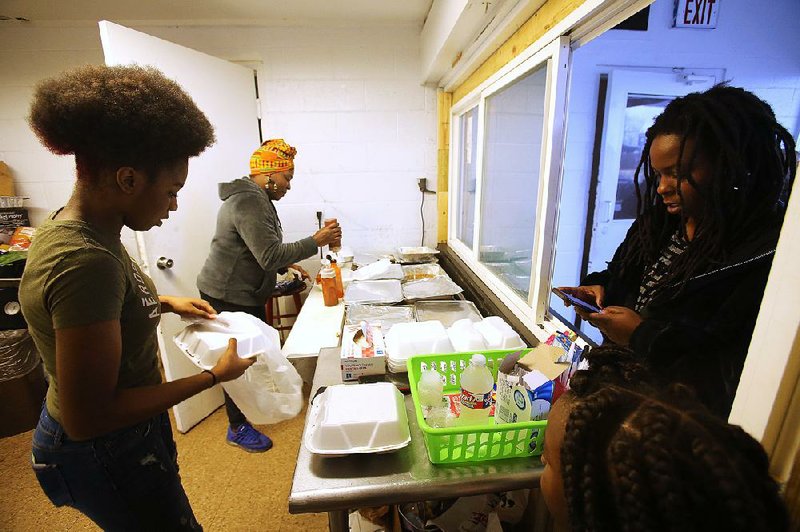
left=418, top=368, right=444, bottom=406
left=459, top=354, right=494, bottom=426
left=418, top=368, right=449, bottom=427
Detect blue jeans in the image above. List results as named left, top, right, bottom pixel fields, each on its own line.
left=31, top=406, right=201, bottom=531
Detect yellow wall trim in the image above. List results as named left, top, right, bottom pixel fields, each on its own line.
left=452, top=0, right=585, bottom=105
left=436, top=89, right=452, bottom=243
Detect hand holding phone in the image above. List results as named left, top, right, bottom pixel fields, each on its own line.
left=552, top=287, right=602, bottom=314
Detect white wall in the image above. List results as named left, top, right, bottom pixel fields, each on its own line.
left=550, top=0, right=800, bottom=327
left=0, top=23, right=104, bottom=224
left=0, top=22, right=438, bottom=263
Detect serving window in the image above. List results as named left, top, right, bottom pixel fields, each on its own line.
left=447, top=37, right=570, bottom=339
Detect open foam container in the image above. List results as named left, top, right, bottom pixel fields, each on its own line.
left=304, top=382, right=411, bottom=456
left=173, top=312, right=269, bottom=369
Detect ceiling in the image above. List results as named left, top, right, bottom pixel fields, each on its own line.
left=0, top=0, right=435, bottom=26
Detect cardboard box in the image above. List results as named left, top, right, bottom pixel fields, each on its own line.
left=0, top=162, right=15, bottom=197
left=495, top=338, right=584, bottom=424
left=340, top=323, right=386, bottom=382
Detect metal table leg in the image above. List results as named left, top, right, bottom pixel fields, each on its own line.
left=327, top=509, right=349, bottom=532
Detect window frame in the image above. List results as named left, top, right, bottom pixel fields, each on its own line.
left=443, top=0, right=799, bottom=471
left=448, top=35, right=571, bottom=340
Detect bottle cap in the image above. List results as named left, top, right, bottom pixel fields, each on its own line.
left=320, top=266, right=335, bottom=278
left=470, top=353, right=487, bottom=366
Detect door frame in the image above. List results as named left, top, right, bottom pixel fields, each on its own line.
left=99, top=20, right=261, bottom=432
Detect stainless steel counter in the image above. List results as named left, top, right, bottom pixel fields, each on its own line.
left=288, top=346, right=544, bottom=529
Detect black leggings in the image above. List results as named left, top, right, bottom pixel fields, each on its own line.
left=198, top=291, right=267, bottom=428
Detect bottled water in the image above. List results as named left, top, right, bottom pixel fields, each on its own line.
left=418, top=368, right=444, bottom=406
left=458, top=354, right=494, bottom=426
left=418, top=368, right=449, bottom=428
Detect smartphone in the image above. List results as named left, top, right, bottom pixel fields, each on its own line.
left=551, top=287, right=602, bottom=314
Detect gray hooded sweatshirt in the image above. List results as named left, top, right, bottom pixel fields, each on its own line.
left=197, top=177, right=318, bottom=306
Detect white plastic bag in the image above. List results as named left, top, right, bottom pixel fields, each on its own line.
left=173, top=312, right=303, bottom=424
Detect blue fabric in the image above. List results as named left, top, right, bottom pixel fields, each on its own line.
left=31, top=406, right=201, bottom=531
left=226, top=422, right=273, bottom=453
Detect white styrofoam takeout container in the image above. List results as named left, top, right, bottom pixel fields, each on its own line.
left=383, top=320, right=454, bottom=373
left=304, top=383, right=411, bottom=456
left=473, top=316, right=526, bottom=350
left=173, top=312, right=266, bottom=369
left=447, top=318, right=489, bottom=352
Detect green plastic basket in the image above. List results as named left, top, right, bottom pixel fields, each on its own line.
left=407, top=349, right=547, bottom=464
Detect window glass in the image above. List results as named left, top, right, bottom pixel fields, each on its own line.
left=478, top=65, right=548, bottom=299
left=613, top=95, right=672, bottom=219
left=456, top=107, right=479, bottom=247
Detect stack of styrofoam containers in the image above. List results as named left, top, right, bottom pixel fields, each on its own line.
left=384, top=321, right=453, bottom=373
left=447, top=318, right=488, bottom=352
left=473, top=316, right=526, bottom=349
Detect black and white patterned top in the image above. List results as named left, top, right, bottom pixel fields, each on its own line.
left=635, top=231, right=689, bottom=312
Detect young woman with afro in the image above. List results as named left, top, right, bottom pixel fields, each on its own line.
left=21, top=64, right=254, bottom=530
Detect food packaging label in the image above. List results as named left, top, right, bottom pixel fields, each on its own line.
left=340, top=323, right=386, bottom=382
left=495, top=342, right=583, bottom=424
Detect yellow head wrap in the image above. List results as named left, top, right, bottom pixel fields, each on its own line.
left=249, top=139, right=297, bottom=176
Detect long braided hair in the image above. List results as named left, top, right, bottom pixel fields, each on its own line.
left=558, top=346, right=788, bottom=531
left=618, top=85, right=796, bottom=290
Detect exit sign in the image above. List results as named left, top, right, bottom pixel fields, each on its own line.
left=673, top=0, right=719, bottom=28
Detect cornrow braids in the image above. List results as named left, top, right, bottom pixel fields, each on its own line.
left=618, top=85, right=796, bottom=292
left=558, top=346, right=789, bottom=531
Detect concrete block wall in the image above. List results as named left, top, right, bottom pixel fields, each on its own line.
left=0, top=23, right=104, bottom=224
left=142, top=25, right=439, bottom=259
left=0, top=22, right=438, bottom=265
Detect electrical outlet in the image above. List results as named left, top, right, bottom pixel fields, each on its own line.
left=417, top=178, right=436, bottom=194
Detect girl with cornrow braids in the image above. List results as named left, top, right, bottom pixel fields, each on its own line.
left=540, top=345, right=789, bottom=532
left=558, top=85, right=796, bottom=417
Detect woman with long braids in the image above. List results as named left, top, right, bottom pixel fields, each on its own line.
left=540, top=346, right=789, bottom=531
left=559, top=85, right=796, bottom=417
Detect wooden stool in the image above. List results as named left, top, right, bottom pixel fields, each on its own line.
left=266, top=283, right=306, bottom=342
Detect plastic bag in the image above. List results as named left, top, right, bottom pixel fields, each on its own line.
left=0, top=329, right=39, bottom=383
left=351, top=259, right=404, bottom=281
left=174, top=312, right=303, bottom=424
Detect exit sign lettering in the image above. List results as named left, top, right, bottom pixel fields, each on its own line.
left=673, top=0, right=719, bottom=28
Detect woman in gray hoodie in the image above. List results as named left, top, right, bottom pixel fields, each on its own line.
left=197, top=139, right=341, bottom=452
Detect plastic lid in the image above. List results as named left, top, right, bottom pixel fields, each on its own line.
left=470, top=353, right=487, bottom=366
left=320, top=266, right=335, bottom=278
